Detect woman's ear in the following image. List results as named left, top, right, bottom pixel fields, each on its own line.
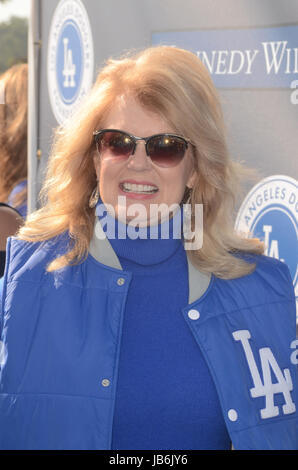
left=186, top=170, right=196, bottom=189
left=93, top=151, right=100, bottom=179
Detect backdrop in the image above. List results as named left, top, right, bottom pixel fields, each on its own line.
left=28, top=0, right=298, bottom=316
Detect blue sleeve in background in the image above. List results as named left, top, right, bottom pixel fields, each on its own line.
left=7, top=180, right=27, bottom=219
left=0, top=277, right=3, bottom=335
left=0, top=276, right=3, bottom=312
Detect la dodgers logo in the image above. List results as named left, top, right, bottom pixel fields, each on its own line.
left=47, top=0, right=94, bottom=124
left=235, top=175, right=298, bottom=317
left=233, top=330, right=296, bottom=419
left=62, top=37, right=76, bottom=88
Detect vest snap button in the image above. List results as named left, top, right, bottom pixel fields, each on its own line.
left=228, top=409, right=238, bottom=422
left=188, top=309, right=200, bottom=320
left=101, top=379, right=110, bottom=387
left=117, top=277, right=125, bottom=286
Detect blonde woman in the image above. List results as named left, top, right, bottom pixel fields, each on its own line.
left=0, top=63, right=28, bottom=218
left=0, top=47, right=296, bottom=450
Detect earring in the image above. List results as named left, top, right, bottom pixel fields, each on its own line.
left=89, top=185, right=100, bottom=208
left=181, top=186, right=192, bottom=205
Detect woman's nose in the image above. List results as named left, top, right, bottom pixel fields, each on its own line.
left=126, top=141, right=152, bottom=171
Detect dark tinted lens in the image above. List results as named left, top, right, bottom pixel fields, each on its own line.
left=98, top=131, right=134, bottom=157
left=147, top=135, right=187, bottom=167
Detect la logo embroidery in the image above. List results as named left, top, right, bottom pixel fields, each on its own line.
left=233, top=330, right=296, bottom=419
left=62, top=38, right=76, bottom=88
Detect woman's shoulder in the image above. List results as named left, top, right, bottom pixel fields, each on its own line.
left=250, top=253, right=292, bottom=287
left=213, top=252, right=295, bottom=308
left=5, top=232, right=71, bottom=281
left=7, top=231, right=69, bottom=255
left=233, top=251, right=293, bottom=283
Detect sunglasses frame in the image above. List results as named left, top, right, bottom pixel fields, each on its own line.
left=93, top=128, right=195, bottom=165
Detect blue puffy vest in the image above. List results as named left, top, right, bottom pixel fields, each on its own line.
left=0, top=219, right=297, bottom=450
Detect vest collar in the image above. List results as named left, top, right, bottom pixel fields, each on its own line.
left=89, top=217, right=211, bottom=304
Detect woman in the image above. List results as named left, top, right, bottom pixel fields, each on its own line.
left=0, top=47, right=296, bottom=450
left=0, top=63, right=28, bottom=219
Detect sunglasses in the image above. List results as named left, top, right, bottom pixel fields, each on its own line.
left=93, top=129, right=195, bottom=168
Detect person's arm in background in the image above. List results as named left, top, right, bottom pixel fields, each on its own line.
left=0, top=276, right=3, bottom=369
left=0, top=205, right=23, bottom=250
left=0, top=276, right=3, bottom=320
left=0, top=205, right=23, bottom=278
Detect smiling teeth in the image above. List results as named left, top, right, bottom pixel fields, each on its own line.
left=122, top=183, right=158, bottom=193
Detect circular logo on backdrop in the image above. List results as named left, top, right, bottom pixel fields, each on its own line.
left=235, top=175, right=298, bottom=317
left=47, top=0, right=94, bottom=124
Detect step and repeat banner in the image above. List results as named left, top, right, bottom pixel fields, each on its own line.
left=29, top=0, right=297, bottom=312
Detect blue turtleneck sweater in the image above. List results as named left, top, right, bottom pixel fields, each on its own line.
left=97, top=201, right=231, bottom=450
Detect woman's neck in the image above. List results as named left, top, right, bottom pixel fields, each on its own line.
left=96, top=199, right=185, bottom=265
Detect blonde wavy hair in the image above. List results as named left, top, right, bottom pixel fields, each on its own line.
left=18, top=46, right=264, bottom=278
left=0, top=63, right=28, bottom=208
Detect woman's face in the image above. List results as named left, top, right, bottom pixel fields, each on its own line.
left=93, top=95, right=195, bottom=225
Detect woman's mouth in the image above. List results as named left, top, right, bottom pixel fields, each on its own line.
left=119, top=182, right=159, bottom=195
